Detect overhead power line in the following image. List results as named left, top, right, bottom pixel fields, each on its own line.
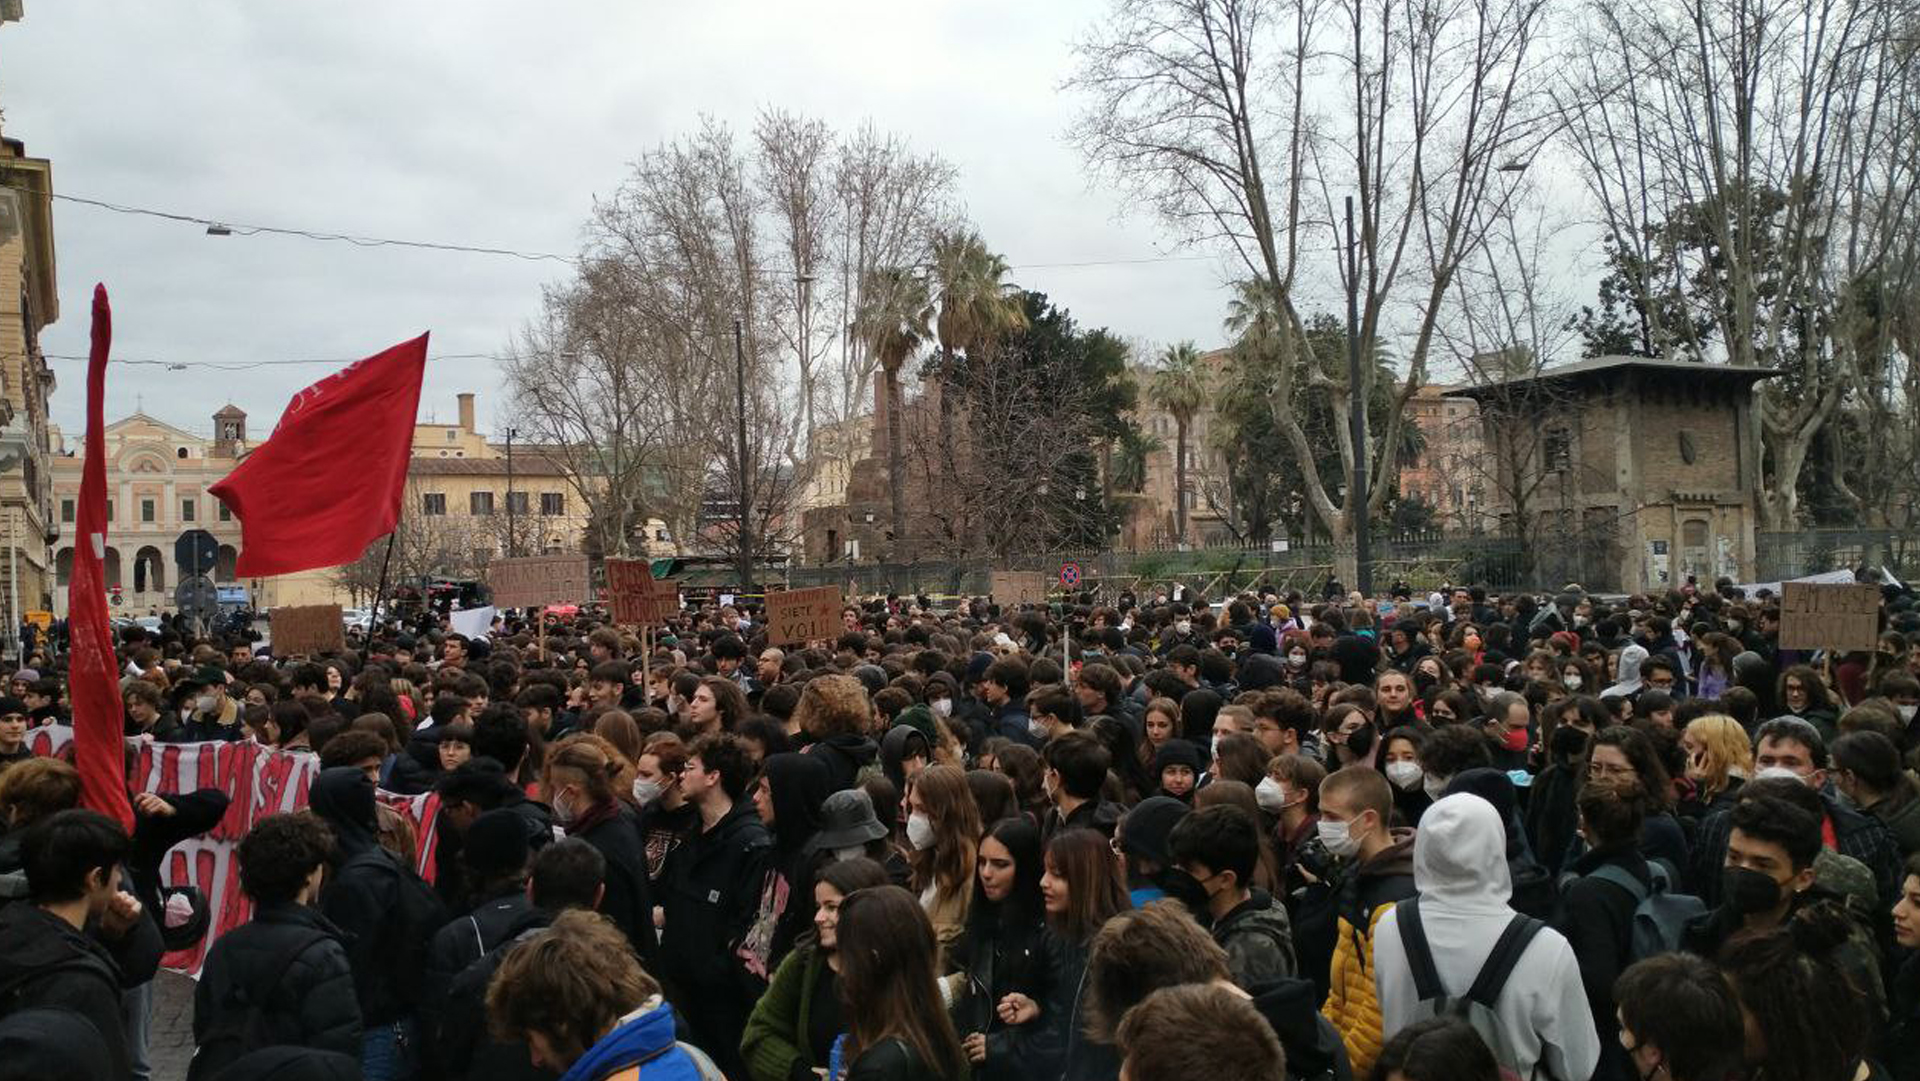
left=17, top=187, right=1220, bottom=273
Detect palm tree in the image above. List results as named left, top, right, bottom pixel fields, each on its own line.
left=856, top=266, right=931, bottom=550
left=927, top=229, right=1027, bottom=502
left=1149, top=342, right=1208, bottom=546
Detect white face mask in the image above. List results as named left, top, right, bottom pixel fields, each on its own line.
left=1562, top=674, right=1583, bottom=691
left=1385, top=760, right=1423, bottom=791
left=631, top=779, right=663, bottom=805
left=1317, top=816, right=1363, bottom=858
left=1288, top=651, right=1308, bottom=667
left=833, top=845, right=867, bottom=862
left=931, top=698, right=952, bottom=718
left=195, top=695, right=217, bottom=713
left=1028, top=717, right=1051, bottom=741
left=1900, top=704, right=1918, bottom=723
left=1176, top=621, right=1192, bottom=636
left=906, top=811, right=936, bottom=851
left=1423, top=774, right=1451, bottom=801
left=1754, top=765, right=1810, bottom=786
left=1255, top=777, right=1288, bottom=812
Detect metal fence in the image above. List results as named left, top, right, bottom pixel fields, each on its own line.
left=1755, top=530, right=1920, bottom=583
left=773, top=532, right=1540, bottom=600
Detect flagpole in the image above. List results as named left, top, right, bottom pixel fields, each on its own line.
left=367, top=532, right=396, bottom=638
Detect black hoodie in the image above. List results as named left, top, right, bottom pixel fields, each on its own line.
left=804, top=732, right=877, bottom=793
left=307, top=767, right=411, bottom=1024
left=0, top=902, right=128, bottom=1080
left=762, top=753, right=833, bottom=970
left=0, top=1006, right=116, bottom=1081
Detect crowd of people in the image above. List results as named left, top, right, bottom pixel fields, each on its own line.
left=3, top=576, right=1920, bottom=1081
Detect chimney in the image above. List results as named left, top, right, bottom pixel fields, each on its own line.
left=457, top=393, right=476, bottom=434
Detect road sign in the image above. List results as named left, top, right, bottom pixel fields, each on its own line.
left=175, top=574, right=218, bottom=619
left=174, top=529, right=219, bottom=575
left=1060, top=561, right=1082, bottom=588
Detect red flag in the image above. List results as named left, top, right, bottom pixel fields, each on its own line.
left=72, top=285, right=133, bottom=831
left=210, top=334, right=429, bottom=577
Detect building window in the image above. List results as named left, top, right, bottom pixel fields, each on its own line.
left=506, top=491, right=529, bottom=515
left=140, top=499, right=156, bottom=523
left=540, top=492, right=564, bottom=516
left=218, top=501, right=232, bottom=522
left=60, top=499, right=73, bottom=523
left=177, top=447, right=189, bottom=459
left=423, top=493, right=447, bottom=516
left=181, top=498, right=196, bottom=522
left=219, top=421, right=241, bottom=440
left=106, top=500, right=113, bottom=522
left=1544, top=427, right=1572, bottom=472
left=446, top=430, right=458, bottom=443
left=470, top=491, right=495, bottom=515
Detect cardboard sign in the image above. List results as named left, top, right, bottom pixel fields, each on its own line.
left=270, top=604, right=345, bottom=655
left=488, top=554, right=590, bottom=609
left=605, top=559, right=677, bottom=625
left=765, top=585, right=842, bottom=646
left=990, top=570, right=1050, bottom=608
left=1780, top=581, right=1881, bottom=652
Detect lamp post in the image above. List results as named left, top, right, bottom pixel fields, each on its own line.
left=734, top=318, right=752, bottom=597
left=1345, top=195, right=1372, bottom=596
left=505, top=426, right=517, bottom=557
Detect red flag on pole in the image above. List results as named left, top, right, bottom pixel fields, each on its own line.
left=210, top=334, right=429, bottom=577
left=72, top=285, right=133, bottom=831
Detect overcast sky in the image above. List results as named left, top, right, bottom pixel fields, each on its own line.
left=3, top=2, right=1253, bottom=442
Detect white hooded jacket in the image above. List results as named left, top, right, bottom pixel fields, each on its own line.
left=1372, top=794, right=1600, bottom=1081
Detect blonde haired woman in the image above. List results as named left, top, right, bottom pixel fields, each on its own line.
left=542, top=733, right=654, bottom=961
left=1678, top=714, right=1753, bottom=820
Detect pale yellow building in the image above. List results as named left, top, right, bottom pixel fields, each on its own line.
left=0, top=103, right=63, bottom=637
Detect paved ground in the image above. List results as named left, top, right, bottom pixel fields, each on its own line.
left=150, top=970, right=196, bottom=1081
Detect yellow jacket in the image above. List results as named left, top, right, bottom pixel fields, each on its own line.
left=1318, top=830, right=1418, bottom=1078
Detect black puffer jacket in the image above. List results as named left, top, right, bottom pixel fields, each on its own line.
left=193, top=902, right=361, bottom=1060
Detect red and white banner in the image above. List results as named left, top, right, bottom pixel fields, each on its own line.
left=28, top=727, right=438, bottom=975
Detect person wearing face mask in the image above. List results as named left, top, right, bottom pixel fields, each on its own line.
left=1679, top=794, right=1842, bottom=957
left=1280, top=631, right=1314, bottom=695
left=1483, top=692, right=1534, bottom=772
left=1687, top=718, right=1903, bottom=912
left=906, top=764, right=983, bottom=956
left=1295, top=766, right=1416, bottom=1075
left=1168, top=805, right=1297, bottom=989
left=1608, top=954, right=1748, bottom=1081
left=739, top=857, right=892, bottom=1081
left=1832, top=731, right=1920, bottom=857
left=1260, top=754, right=1323, bottom=886
left=1379, top=727, right=1431, bottom=825
left=1551, top=784, right=1654, bottom=1081
left=541, top=736, right=657, bottom=967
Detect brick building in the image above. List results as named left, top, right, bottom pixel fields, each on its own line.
left=1447, top=355, right=1777, bottom=593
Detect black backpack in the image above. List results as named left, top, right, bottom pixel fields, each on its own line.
left=186, top=930, right=328, bottom=1081
left=344, top=847, right=449, bottom=1005
left=1394, top=896, right=1557, bottom=1081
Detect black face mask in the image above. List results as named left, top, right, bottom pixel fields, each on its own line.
left=1413, top=670, right=1439, bottom=693
left=1345, top=724, right=1376, bottom=759
left=1722, top=866, right=1785, bottom=914
left=1550, top=726, right=1590, bottom=761
left=1155, top=868, right=1213, bottom=927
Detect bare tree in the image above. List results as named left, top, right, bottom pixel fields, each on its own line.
left=333, top=483, right=492, bottom=604
left=1069, top=0, right=1555, bottom=580
left=1558, top=0, right=1920, bottom=528
left=755, top=109, right=840, bottom=448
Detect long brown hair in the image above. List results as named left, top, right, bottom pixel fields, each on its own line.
left=909, top=765, right=981, bottom=904
left=837, top=886, right=968, bottom=1080
left=1045, top=828, right=1130, bottom=943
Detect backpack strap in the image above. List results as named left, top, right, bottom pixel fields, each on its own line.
left=1587, top=864, right=1649, bottom=903
left=1462, top=914, right=1546, bottom=1009
left=1392, top=897, right=1446, bottom=1004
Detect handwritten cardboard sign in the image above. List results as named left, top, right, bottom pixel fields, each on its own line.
left=605, top=559, right=677, bottom=625
left=1780, top=581, right=1881, bottom=652
left=270, top=604, right=345, bottom=655
left=990, top=570, right=1050, bottom=608
left=766, top=585, right=842, bottom=646
left=488, top=555, right=590, bottom=610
